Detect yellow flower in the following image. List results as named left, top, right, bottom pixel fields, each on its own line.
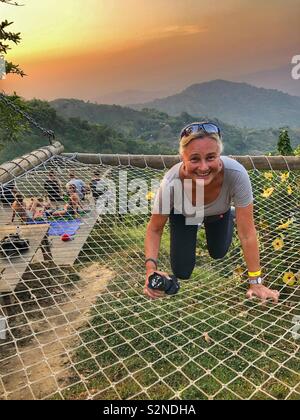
left=280, top=172, right=289, bottom=182
left=272, top=237, right=284, bottom=251
left=259, top=220, right=269, bottom=229
left=283, top=272, right=296, bottom=286
left=287, top=185, right=293, bottom=195
left=263, top=172, right=273, bottom=180
left=276, top=218, right=294, bottom=230
left=261, top=187, right=274, bottom=198
left=234, top=265, right=244, bottom=277
left=146, top=191, right=155, bottom=200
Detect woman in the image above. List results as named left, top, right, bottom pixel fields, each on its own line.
left=144, top=122, right=279, bottom=303
left=44, top=170, right=63, bottom=204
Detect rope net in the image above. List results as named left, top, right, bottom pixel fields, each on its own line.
left=0, top=154, right=299, bottom=400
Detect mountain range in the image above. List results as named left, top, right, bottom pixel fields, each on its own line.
left=51, top=96, right=300, bottom=156
left=1, top=85, right=299, bottom=164
left=130, top=79, right=300, bottom=129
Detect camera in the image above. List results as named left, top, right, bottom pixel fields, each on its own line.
left=148, top=272, right=180, bottom=295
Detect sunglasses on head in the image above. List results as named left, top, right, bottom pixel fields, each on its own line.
left=180, top=122, right=221, bottom=139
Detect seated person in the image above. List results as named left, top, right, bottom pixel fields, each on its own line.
left=52, top=185, right=84, bottom=218
left=44, top=170, right=63, bottom=202
left=66, top=171, right=86, bottom=201
left=32, top=197, right=50, bottom=220
left=30, top=196, right=52, bottom=209
left=11, top=194, right=33, bottom=223
left=89, top=171, right=105, bottom=202
left=43, top=196, right=52, bottom=211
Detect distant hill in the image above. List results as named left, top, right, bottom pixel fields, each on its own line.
left=50, top=98, right=250, bottom=154
left=237, top=66, right=300, bottom=98
left=51, top=98, right=300, bottom=155
left=1, top=97, right=300, bottom=163
left=130, top=80, right=300, bottom=129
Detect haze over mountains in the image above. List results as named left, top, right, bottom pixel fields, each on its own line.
left=96, top=89, right=170, bottom=106
left=130, top=80, right=300, bottom=129
left=93, top=70, right=300, bottom=108
left=237, top=66, right=300, bottom=98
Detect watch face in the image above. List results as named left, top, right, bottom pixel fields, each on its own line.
left=249, top=277, right=263, bottom=285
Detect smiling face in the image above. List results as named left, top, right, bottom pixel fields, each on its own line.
left=181, top=136, right=223, bottom=186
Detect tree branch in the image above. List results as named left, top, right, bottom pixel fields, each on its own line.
left=0, top=1, right=24, bottom=6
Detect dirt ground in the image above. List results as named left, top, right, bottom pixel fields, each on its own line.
left=0, top=262, right=114, bottom=400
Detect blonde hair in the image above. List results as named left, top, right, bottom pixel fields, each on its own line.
left=179, top=131, right=223, bottom=155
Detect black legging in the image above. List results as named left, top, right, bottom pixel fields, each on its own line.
left=169, top=208, right=234, bottom=279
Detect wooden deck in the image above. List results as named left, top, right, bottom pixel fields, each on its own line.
left=1, top=167, right=112, bottom=269
left=0, top=203, right=100, bottom=266
left=0, top=224, right=50, bottom=293
left=34, top=209, right=99, bottom=265
left=0, top=204, right=12, bottom=226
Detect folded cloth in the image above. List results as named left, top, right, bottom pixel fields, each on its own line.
left=26, top=219, right=47, bottom=225
left=48, top=219, right=82, bottom=236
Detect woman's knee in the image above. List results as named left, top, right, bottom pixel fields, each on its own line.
left=171, top=262, right=194, bottom=279
left=208, top=247, right=228, bottom=260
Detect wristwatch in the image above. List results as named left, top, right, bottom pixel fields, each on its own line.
left=248, top=276, right=264, bottom=285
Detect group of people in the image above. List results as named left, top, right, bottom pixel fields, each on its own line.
left=44, top=170, right=103, bottom=202
left=0, top=170, right=103, bottom=224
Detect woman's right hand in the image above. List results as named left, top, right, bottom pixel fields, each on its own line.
left=144, top=269, right=169, bottom=300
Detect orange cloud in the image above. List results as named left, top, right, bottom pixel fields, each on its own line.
left=138, top=25, right=207, bottom=42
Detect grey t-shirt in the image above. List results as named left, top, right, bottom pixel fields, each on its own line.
left=152, top=156, right=253, bottom=219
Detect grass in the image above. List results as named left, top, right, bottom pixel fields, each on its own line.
left=3, top=167, right=299, bottom=400
left=66, top=211, right=300, bottom=400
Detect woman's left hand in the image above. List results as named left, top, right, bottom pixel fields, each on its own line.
left=246, top=284, right=280, bottom=304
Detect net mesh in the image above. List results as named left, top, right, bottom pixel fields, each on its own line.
left=0, top=154, right=299, bottom=400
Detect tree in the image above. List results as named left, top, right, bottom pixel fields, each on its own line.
left=0, top=0, right=25, bottom=77
left=277, top=129, right=294, bottom=156
left=0, top=0, right=28, bottom=148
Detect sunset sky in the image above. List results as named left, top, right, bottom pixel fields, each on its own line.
left=1, top=0, right=299, bottom=101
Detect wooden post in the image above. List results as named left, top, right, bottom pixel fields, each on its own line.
left=0, top=141, right=64, bottom=185
left=40, top=234, right=53, bottom=262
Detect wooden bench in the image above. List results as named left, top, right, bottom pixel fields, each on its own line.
left=45, top=209, right=99, bottom=265
left=0, top=224, right=52, bottom=339
left=0, top=224, right=51, bottom=294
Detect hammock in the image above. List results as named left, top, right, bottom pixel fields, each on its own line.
left=0, top=153, right=299, bottom=401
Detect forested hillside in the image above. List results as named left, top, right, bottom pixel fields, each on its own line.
left=1, top=97, right=299, bottom=163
